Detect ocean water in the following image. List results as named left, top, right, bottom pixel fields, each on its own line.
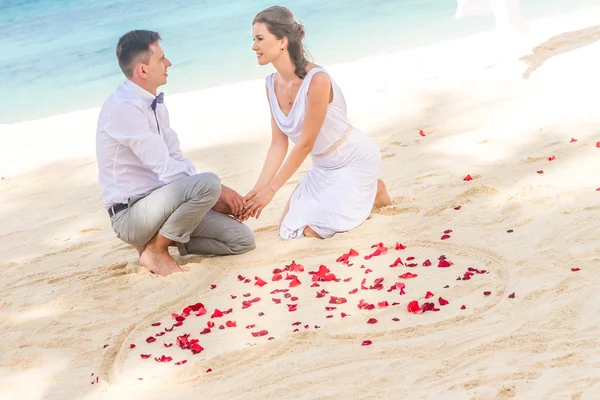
left=0, top=0, right=597, bottom=124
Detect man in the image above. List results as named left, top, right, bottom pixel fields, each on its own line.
left=96, top=30, right=255, bottom=276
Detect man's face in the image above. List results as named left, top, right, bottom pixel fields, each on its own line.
left=142, top=43, right=172, bottom=88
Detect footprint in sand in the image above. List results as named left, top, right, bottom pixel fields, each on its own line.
left=106, top=241, right=506, bottom=384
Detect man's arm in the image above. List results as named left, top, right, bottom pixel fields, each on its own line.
left=106, top=102, right=193, bottom=183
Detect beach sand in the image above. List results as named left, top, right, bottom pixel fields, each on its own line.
left=1, top=6, right=600, bottom=399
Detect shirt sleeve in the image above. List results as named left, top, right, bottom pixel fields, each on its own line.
left=106, top=102, right=194, bottom=183
left=162, top=108, right=197, bottom=175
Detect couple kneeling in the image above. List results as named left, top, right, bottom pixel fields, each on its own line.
left=96, top=6, right=393, bottom=276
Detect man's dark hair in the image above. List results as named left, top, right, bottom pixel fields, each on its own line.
left=116, top=30, right=161, bottom=78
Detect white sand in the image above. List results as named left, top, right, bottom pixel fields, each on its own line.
left=2, top=6, right=600, bottom=399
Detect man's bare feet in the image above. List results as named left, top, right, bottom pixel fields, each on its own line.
left=139, top=233, right=184, bottom=276
left=140, top=248, right=184, bottom=276
left=374, top=179, right=394, bottom=207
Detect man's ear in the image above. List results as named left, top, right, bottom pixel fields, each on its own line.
left=133, top=63, right=147, bottom=79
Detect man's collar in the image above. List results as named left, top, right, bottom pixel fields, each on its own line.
left=124, top=79, right=160, bottom=106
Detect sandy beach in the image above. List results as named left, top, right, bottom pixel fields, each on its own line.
left=2, top=5, right=600, bottom=399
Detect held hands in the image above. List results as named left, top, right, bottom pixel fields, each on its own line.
left=216, top=185, right=276, bottom=221
left=219, top=185, right=245, bottom=217
left=242, top=187, right=276, bottom=220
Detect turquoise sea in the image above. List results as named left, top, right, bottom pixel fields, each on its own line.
left=0, top=0, right=597, bottom=124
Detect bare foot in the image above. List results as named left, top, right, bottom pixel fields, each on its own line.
left=140, top=248, right=184, bottom=276
left=303, top=226, right=323, bottom=238
left=374, top=179, right=393, bottom=207
left=134, top=245, right=145, bottom=258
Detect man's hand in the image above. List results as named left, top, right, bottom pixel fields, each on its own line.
left=217, top=185, right=245, bottom=216
left=242, top=187, right=276, bottom=220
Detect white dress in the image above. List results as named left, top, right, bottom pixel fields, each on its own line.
left=266, top=67, right=382, bottom=240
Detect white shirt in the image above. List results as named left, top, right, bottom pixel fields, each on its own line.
left=96, top=80, right=196, bottom=209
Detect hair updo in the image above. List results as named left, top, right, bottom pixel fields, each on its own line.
left=253, top=6, right=309, bottom=79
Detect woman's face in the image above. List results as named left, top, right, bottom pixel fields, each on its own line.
left=252, top=22, right=284, bottom=65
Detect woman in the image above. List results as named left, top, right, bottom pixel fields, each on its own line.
left=243, top=6, right=393, bottom=239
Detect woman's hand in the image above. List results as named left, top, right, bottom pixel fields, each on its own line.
left=243, top=188, right=276, bottom=220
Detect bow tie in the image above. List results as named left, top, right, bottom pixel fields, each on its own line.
left=151, top=92, right=164, bottom=111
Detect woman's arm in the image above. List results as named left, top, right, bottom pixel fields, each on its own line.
left=252, top=112, right=289, bottom=192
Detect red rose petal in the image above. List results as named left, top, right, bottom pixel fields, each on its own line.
left=571, top=268, right=581, bottom=272
left=272, top=274, right=282, bottom=281
left=238, top=275, right=245, bottom=281
left=348, top=288, right=358, bottom=295
left=272, top=298, right=281, bottom=304
left=289, top=277, right=302, bottom=288
left=439, top=297, right=449, bottom=306
left=365, top=268, right=373, bottom=274
left=207, top=321, right=215, bottom=328
left=441, top=234, right=451, bottom=240
left=508, top=292, right=515, bottom=298
left=537, top=170, right=544, bottom=174
left=390, top=257, right=404, bottom=267
left=190, top=343, right=204, bottom=354
left=129, top=344, right=136, bottom=349
left=230, top=295, right=237, bottom=299
left=206, top=368, right=212, bottom=373
left=463, top=174, right=473, bottom=181
left=154, top=355, right=173, bottom=363
left=570, top=138, right=577, bottom=143
left=454, top=206, right=462, bottom=210
left=419, top=129, right=426, bottom=137
left=395, top=242, right=406, bottom=250
left=251, top=330, right=269, bottom=337
left=341, top=312, right=349, bottom=318
left=425, top=291, right=434, bottom=299
left=200, top=328, right=211, bottom=334
left=361, top=340, right=372, bottom=346
left=423, top=259, right=432, bottom=266
left=287, top=304, right=298, bottom=312
left=225, top=321, right=237, bottom=328
left=288, top=261, right=305, bottom=272
left=407, top=300, right=424, bottom=314
left=210, top=284, right=216, bottom=289
left=146, top=337, right=156, bottom=343
left=244, top=279, right=251, bottom=283
left=438, top=259, right=453, bottom=268
left=377, top=301, right=389, bottom=308
left=254, top=277, right=267, bottom=287
left=367, top=318, right=378, bottom=324
left=151, top=322, right=161, bottom=327
left=245, top=324, right=256, bottom=329
left=164, top=343, right=173, bottom=347
left=325, top=306, right=337, bottom=311
left=175, top=360, right=187, bottom=366
left=392, top=317, right=400, bottom=322
left=211, top=309, right=224, bottom=318
left=326, top=315, right=334, bottom=319
left=140, top=354, right=151, bottom=359
left=548, top=155, right=556, bottom=161
left=461, top=305, right=466, bottom=310
left=483, top=291, right=491, bottom=296
left=399, top=272, right=418, bottom=279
